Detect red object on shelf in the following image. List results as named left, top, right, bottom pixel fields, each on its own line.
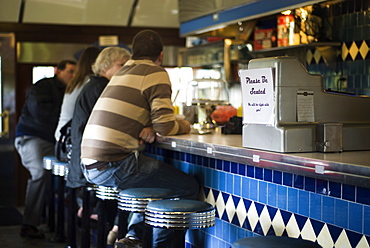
left=254, top=29, right=277, bottom=50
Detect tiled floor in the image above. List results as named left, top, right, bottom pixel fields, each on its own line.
left=0, top=224, right=68, bottom=248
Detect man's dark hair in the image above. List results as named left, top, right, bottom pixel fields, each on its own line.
left=132, top=30, right=163, bottom=61
left=57, top=59, right=76, bottom=70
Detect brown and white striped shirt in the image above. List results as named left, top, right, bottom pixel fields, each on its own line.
left=81, top=59, right=182, bottom=162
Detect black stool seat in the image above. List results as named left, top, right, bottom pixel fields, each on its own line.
left=117, top=188, right=175, bottom=212
left=145, top=199, right=215, bottom=229
left=232, top=236, right=322, bottom=248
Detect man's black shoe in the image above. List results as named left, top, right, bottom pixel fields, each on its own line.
left=20, top=224, right=45, bottom=239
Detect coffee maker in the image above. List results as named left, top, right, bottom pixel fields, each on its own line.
left=182, top=78, right=229, bottom=134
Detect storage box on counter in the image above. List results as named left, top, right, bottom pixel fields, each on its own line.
left=253, top=28, right=277, bottom=50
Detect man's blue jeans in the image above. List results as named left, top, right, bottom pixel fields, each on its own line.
left=83, top=152, right=199, bottom=247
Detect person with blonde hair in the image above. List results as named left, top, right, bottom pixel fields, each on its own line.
left=68, top=46, right=131, bottom=189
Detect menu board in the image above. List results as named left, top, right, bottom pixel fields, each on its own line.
left=239, top=68, right=275, bottom=125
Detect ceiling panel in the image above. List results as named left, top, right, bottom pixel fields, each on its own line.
left=132, top=0, right=179, bottom=28
left=0, top=0, right=180, bottom=28
left=0, top=0, right=22, bottom=22
left=22, top=0, right=134, bottom=26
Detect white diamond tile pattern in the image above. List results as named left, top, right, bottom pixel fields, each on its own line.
left=226, top=196, right=236, bottom=222
left=216, top=192, right=226, bottom=218
left=317, top=224, right=335, bottom=248
left=206, top=189, right=216, bottom=207
left=336, top=230, right=352, bottom=248
left=247, top=202, right=259, bottom=231
left=356, top=236, right=370, bottom=248
left=301, top=219, right=317, bottom=242
left=206, top=187, right=370, bottom=248
left=236, top=199, right=247, bottom=226
left=272, top=209, right=285, bottom=236
left=259, top=206, right=272, bottom=235
left=285, top=214, right=301, bottom=238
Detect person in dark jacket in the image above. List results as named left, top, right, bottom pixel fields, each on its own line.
left=68, top=49, right=130, bottom=244
left=14, top=59, right=76, bottom=239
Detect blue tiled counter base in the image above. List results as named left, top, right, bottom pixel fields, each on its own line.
left=144, top=146, right=370, bottom=248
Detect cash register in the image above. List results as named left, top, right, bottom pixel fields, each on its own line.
left=240, top=56, right=370, bottom=153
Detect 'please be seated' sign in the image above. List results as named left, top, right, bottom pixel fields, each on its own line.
left=239, top=68, right=275, bottom=125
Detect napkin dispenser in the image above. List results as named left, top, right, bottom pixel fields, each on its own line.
left=241, top=56, right=370, bottom=153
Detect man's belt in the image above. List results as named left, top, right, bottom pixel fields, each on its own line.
left=84, top=161, right=108, bottom=170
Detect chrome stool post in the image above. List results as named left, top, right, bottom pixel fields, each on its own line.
left=50, top=160, right=68, bottom=242
left=43, top=155, right=58, bottom=232
left=116, top=188, right=175, bottom=247
left=66, top=182, right=77, bottom=248
left=95, top=185, right=119, bottom=248
left=145, top=199, right=215, bottom=248
left=80, top=184, right=98, bottom=248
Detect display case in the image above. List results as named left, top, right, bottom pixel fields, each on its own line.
left=178, top=39, right=233, bottom=83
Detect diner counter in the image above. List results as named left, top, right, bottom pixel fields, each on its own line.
left=155, top=129, right=370, bottom=189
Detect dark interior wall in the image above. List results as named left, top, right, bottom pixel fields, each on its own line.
left=0, top=23, right=185, bottom=46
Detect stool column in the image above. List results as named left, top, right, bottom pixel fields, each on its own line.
left=66, top=187, right=77, bottom=248
left=50, top=161, right=67, bottom=242
left=81, top=185, right=93, bottom=248
left=43, top=156, right=57, bottom=232
left=96, top=186, right=118, bottom=248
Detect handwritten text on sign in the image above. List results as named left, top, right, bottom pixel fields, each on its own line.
left=239, top=68, right=275, bottom=125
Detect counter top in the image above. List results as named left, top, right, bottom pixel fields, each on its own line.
left=155, top=129, right=370, bottom=188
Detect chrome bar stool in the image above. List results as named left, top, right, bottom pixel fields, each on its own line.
left=50, top=160, right=68, bottom=242
left=145, top=199, right=215, bottom=248
left=43, top=155, right=58, bottom=232
left=116, top=188, right=175, bottom=247
left=232, top=236, right=322, bottom=248
left=95, top=185, right=119, bottom=248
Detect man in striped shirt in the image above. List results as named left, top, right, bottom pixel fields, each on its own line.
left=81, top=30, right=199, bottom=248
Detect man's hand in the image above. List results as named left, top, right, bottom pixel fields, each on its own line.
left=139, top=127, right=156, bottom=145
left=177, top=119, right=191, bottom=134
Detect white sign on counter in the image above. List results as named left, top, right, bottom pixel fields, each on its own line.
left=239, top=68, right=275, bottom=125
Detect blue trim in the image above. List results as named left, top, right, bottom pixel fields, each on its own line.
left=180, top=0, right=322, bottom=36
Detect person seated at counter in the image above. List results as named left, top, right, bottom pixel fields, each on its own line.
left=15, top=59, right=77, bottom=238
left=67, top=47, right=131, bottom=239
left=80, top=29, right=199, bottom=248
